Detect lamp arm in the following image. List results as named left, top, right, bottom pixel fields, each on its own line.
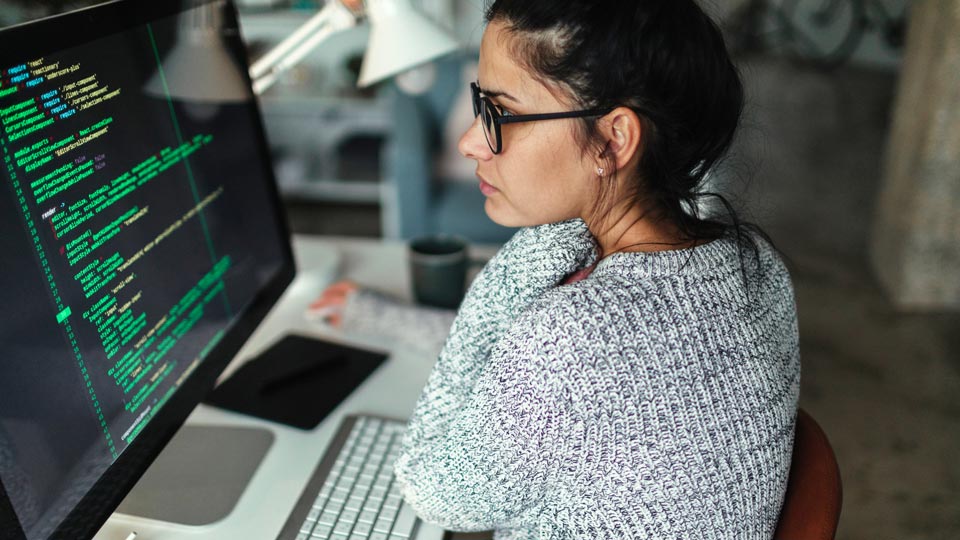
left=249, top=0, right=359, bottom=95
left=252, top=23, right=340, bottom=95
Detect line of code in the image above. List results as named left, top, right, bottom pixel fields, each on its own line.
left=1, top=58, right=117, bottom=457
left=1, top=51, right=228, bottom=455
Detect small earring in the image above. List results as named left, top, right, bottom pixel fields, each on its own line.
left=596, top=166, right=605, bottom=176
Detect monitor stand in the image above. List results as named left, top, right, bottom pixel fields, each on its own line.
left=115, top=424, right=273, bottom=526
left=111, top=333, right=384, bottom=525
left=111, top=245, right=350, bottom=526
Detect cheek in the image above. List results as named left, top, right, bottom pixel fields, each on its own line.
left=494, top=127, right=592, bottom=219
left=498, top=124, right=578, bottom=179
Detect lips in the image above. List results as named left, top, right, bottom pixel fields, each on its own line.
left=478, top=175, right=499, bottom=196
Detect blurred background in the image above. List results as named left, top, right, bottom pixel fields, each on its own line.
left=1, top=0, right=958, bottom=538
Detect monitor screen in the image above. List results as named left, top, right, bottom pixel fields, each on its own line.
left=0, top=1, right=295, bottom=538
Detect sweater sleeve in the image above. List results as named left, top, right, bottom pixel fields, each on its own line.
left=338, top=220, right=595, bottom=359
left=396, top=219, right=597, bottom=449
left=393, top=300, right=572, bottom=532
left=339, top=289, right=457, bottom=355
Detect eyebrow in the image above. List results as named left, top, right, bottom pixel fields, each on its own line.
left=476, top=82, right=519, bottom=103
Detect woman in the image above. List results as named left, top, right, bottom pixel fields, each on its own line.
left=317, top=1, right=800, bottom=538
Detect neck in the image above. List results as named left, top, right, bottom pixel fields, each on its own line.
left=588, top=203, right=687, bottom=258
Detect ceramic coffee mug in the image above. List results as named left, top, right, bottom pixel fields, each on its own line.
left=408, top=235, right=469, bottom=309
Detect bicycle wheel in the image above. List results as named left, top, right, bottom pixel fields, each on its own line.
left=781, top=0, right=866, bottom=67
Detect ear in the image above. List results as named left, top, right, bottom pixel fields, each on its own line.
left=597, top=106, right=642, bottom=171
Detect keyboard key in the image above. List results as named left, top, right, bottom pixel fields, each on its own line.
left=353, top=521, right=373, bottom=535
left=331, top=487, right=351, bottom=502
left=318, top=510, right=339, bottom=526
left=333, top=520, right=353, bottom=535
left=378, top=505, right=398, bottom=523
left=310, top=524, right=332, bottom=538
left=373, top=517, right=394, bottom=533
left=355, top=477, right=373, bottom=490
left=289, top=417, right=417, bottom=540
left=390, top=505, right=418, bottom=538
left=352, top=484, right=371, bottom=500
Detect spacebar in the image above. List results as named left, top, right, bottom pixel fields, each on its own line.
left=391, top=504, right=418, bottom=538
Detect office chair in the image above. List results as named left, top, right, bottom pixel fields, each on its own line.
left=774, top=408, right=843, bottom=540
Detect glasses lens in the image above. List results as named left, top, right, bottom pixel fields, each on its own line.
left=471, top=84, right=481, bottom=117
left=481, top=100, right=499, bottom=153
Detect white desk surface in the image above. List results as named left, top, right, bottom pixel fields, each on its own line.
left=94, top=235, right=487, bottom=540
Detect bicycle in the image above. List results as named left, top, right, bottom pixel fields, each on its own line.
left=725, top=0, right=909, bottom=69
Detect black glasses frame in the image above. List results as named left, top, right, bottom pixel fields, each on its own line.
left=470, top=82, right=611, bottom=154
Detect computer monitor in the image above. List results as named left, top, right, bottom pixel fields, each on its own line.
left=0, top=1, right=296, bottom=538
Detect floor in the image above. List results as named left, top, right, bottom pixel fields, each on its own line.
left=286, top=55, right=960, bottom=540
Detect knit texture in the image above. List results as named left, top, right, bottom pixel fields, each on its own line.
left=348, top=219, right=800, bottom=540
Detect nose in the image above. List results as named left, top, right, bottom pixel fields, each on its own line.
left=458, top=115, right=493, bottom=161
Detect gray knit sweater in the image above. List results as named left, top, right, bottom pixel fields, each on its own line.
left=344, top=219, right=800, bottom=540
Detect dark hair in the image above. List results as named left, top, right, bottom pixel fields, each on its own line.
left=485, top=0, right=770, bottom=261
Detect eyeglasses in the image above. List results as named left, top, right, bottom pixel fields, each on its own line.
left=470, top=82, right=611, bottom=154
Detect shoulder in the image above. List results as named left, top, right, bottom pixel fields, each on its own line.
left=733, top=233, right=797, bottom=313
left=511, top=281, right=620, bottom=328
left=491, top=281, right=645, bottom=364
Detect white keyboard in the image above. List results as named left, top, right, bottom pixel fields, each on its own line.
left=276, top=415, right=421, bottom=540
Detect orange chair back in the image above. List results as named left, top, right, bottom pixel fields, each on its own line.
left=774, top=408, right=843, bottom=540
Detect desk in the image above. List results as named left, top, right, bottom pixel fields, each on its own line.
left=94, top=235, right=458, bottom=540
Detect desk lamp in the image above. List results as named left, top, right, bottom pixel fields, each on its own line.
left=249, top=0, right=459, bottom=94
left=149, top=0, right=459, bottom=100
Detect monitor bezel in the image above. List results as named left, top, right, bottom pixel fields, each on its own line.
left=0, top=1, right=297, bottom=538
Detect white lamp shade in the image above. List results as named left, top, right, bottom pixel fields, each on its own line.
left=146, top=2, right=250, bottom=102
left=147, top=32, right=251, bottom=102
left=357, top=0, right=460, bottom=87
